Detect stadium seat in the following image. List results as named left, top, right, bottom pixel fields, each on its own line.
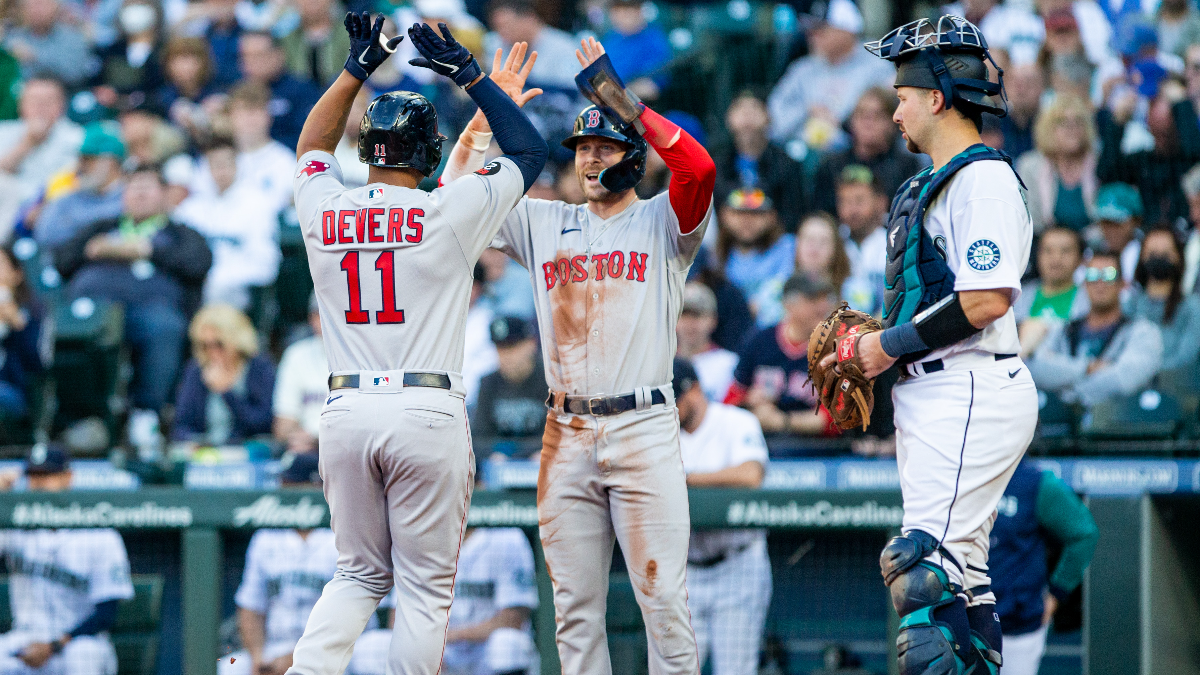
left=1079, top=390, right=1183, bottom=441
left=1153, top=362, right=1200, bottom=438
left=0, top=574, right=162, bottom=675
left=1036, top=389, right=1076, bottom=439
left=50, top=298, right=124, bottom=443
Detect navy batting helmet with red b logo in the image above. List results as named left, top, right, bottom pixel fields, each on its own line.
left=561, top=104, right=647, bottom=193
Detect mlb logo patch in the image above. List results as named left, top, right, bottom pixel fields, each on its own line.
left=368, top=188, right=384, bottom=199
left=372, top=376, right=391, bottom=387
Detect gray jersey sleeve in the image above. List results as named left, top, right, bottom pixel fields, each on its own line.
left=294, top=150, right=347, bottom=236
left=648, top=191, right=711, bottom=270
left=428, top=157, right=527, bottom=266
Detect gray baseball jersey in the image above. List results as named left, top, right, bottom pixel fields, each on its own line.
left=294, top=150, right=526, bottom=374
left=492, top=193, right=710, bottom=395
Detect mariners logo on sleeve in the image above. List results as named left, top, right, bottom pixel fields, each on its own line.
left=475, top=161, right=502, bottom=176
left=300, top=160, right=330, bottom=177
left=966, top=239, right=1001, bottom=271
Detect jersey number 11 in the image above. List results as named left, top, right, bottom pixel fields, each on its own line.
left=340, top=251, right=405, bottom=325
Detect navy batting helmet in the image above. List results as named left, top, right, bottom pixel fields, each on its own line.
left=358, top=92, right=447, bottom=176
left=865, top=15, right=1007, bottom=118
left=561, top=105, right=647, bottom=193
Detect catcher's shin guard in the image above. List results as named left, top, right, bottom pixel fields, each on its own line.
left=881, top=532, right=978, bottom=675
left=966, top=602, right=1003, bottom=675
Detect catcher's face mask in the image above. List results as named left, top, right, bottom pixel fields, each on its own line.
left=864, top=15, right=1008, bottom=118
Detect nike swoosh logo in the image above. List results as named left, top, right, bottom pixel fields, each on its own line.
left=432, top=59, right=459, bottom=73
left=326, top=394, right=343, bottom=405
left=358, top=51, right=371, bottom=66
left=1008, top=368, right=1021, bottom=379
left=561, top=227, right=581, bottom=234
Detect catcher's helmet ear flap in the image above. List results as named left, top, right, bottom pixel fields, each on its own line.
left=562, top=105, right=648, bottom=193
left=358, top=91, right=448, bottom=176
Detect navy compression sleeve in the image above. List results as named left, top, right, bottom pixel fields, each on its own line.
left=465, top=76, right=548, bottom=192
left=69, top=599, right=120, bottom=637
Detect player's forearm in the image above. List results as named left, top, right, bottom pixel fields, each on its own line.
left=440, top=117, right=493, bottom=184
left=1036, top=473, right=1098, bottom=599
left=297, top=72, right=363, bottom=157
left=67, top=599, right=119, bottom=637
left=447, top=607, right=529, bottom=643
left=686, top=461, right=764, bottom=488
left=638, top=106, right=715, bottom=234
left=237, top=607, right=267, bottom=661
left=466, top=76, right=547, bottom=191
left=878, top=289, right=1010, bottom=359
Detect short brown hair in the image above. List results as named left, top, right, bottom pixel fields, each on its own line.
left=163, top=37, right=213, bottom=86
left=228, top=82, right=271, bottom=110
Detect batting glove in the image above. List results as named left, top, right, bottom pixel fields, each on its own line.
left=344, top=12, right=403, bottom=81
left=407, top=22, right=482, bottom=88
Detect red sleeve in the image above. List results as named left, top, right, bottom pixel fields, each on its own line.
left=723, top=381, right=748, bottom=406
left=638, top=106, right=716, bottom=235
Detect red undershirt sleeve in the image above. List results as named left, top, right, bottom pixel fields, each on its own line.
left=638, top=106, right=716, bottom=235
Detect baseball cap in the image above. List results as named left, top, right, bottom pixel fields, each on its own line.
left=25, top=443, right=69, bottom=475
left=802, top=0, right=863, bottom=35
left=1094, top=183, right=1143, bottom=222
left=782, top=273, right=835, bottom=300
left=490, top=316, right=533, bottom=347
left=671, top=357, right=700, bottom=399
left=279, top=452, right=321, bottom=486
left=724, top=187, right=774, bottom=212
left=838, top=164, right=875, bottom=188
left=1043, top=8, right=1078, bottom=33
left=80, top=121, right=125, bottom=159
left=1117, top=20, right=1158, bottom=58
left=682, top=282, right=718, bottom=316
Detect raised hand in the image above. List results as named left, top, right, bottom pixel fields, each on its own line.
left=490, top=42, right=542, bottom=108
left=343, top=12, right=404, bottom=81
left=575, top=36, right=606, bottom=69
left=408, top=22, right=482, bottom=88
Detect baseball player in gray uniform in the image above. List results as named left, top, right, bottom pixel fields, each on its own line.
left=285, top=13, right=546, bottom=675
left=672, top=359, right=771, bottom=675
left=824, top=16, right=1038, bottom=675
left=441, top=37, right=715, bottom=675
left=0, top=446, right=134, bottom=675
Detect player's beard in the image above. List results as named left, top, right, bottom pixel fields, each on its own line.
left=579, top=165, right=625, bottom=204
left=904, top=134, right=922, bottom=155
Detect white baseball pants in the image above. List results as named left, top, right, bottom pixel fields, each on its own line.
left=538, top=403, right=699, bottom=675
left=686, top=538, right=772, bottom=675
left=1001, top=625, right=1048, bottom=675
left=893, top=358, right=1038, bottom=595
left=287, top=379, right=474, bottom=675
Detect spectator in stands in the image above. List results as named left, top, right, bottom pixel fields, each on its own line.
left=464, top=264, right=498, bottom=407
left=835, top=165, right=887, bottom=316
left=192, top=83, right=295, bottom=215
left=280, top=0, right=351, bottom=86
left=1185, top=43, right=1200, bottom=122
left=0, top=78, right=83, bottom=202
left=1180, top=164, right=1200, bottom=296
left=1016, top=93, right=1098, bottom=233
left=674, top=358, right=771, bottom=675
left=689, top=248, right=756, bottom=354
left=239, top=31, right=322, bottom=151
left=478, top=248, right=535, bottom=319
left=947, top=0, right=1044, bottom=66
left=0, top=245, right=44, bottom=425
left=4, top=0, right=98, bottom=86
left=91, top=0, right=166, bottom=111
left=34, top=122, right=126, bottom=248
left=767, top=0, right=893, bottom=148
left=223, top=454, right=378, bottom=675
left=178, top=0, right=244, bottom=88
left=996, top=64, right=1043, bottom=160
left=813, top=87, right=920, bottom=216
left=1017, top=227, right=1090, bottom=354
left=173, top=303, right=275, bottom=445
left=0, top=446, right=134, bottom=675
left=1157, top=0, right=1200, bottom=58
left=1127, top=227, right=1200, bottom=372
left=1097, top=80, right=1200, bottom=226
left=1036, top=0, right=1117, bottom=69
left=484, top=0, right=578, bottom=89
left=676, top=283, right=738, bottom=402
left=331, top=88, right=371, bottom=189
left=174, top=136, right=280, bottom=309
left=601, top=0, right=671, bottom=101
left=717, top=188, right=795, bottom=328
left=53, top=165, right=213, bottom=449
left=727, top=275, right=834, bottom=437
left=555, top=162, right=584, bottom=204
left=273, top=296, right=327, bottom=453
left=473, top=316, right=547, bottom=446
left=990, top=459, right=1098, bottom=675
left=794, top=212, right=851, bottom=297
left=1029, top=250, right=1163, bottom=409
left=117, top=101, right=188, bottom=168
left=1092, top=182, right=1143, bottom=283
left=157, top=37, right=220, bottom=146
left=714, top=93, right=807, bottom=231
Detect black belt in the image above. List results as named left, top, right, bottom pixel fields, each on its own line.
left=688, top=544, right=751, bottom=569
left=546, top=388, right=666, bottom=416
left=328, top=372, right=452, bottom=390
left=913, top=353, right=1016, bottom=375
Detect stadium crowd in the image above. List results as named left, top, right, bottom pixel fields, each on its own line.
left=0, top=0, right=1195, bottom=465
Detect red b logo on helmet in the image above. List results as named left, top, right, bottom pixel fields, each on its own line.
left=586, top=110, right=602, bottom=128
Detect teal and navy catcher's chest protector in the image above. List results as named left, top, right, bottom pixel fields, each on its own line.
left=882, top=145, right=1024, bottom=359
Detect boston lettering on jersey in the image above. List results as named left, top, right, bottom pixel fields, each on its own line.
left=541, top=251, right=650, bottom=290
left=319, top=208, right=424, bottom=246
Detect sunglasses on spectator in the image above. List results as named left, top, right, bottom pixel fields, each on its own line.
left=197, top=339, right=226, bottom=351
left=1084, top=266, right=1119, bottom=283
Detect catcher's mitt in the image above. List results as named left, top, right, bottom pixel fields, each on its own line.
left=807, top=303, right=883, bottom=431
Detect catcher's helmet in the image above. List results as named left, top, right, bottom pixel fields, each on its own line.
left=864, top=15, right=1007, bottom=118
left=358, top=91, right=447, bottom=176
left=561, top=105, right=648, bottom=193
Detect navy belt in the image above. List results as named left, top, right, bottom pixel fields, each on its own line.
left=547, top=388, right=666, bottom=416
left=916, top=353, right=1017, bottom=375
left=328, top=372, right=451, bottom=391
left=688, top=543, right=752, bottom=569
